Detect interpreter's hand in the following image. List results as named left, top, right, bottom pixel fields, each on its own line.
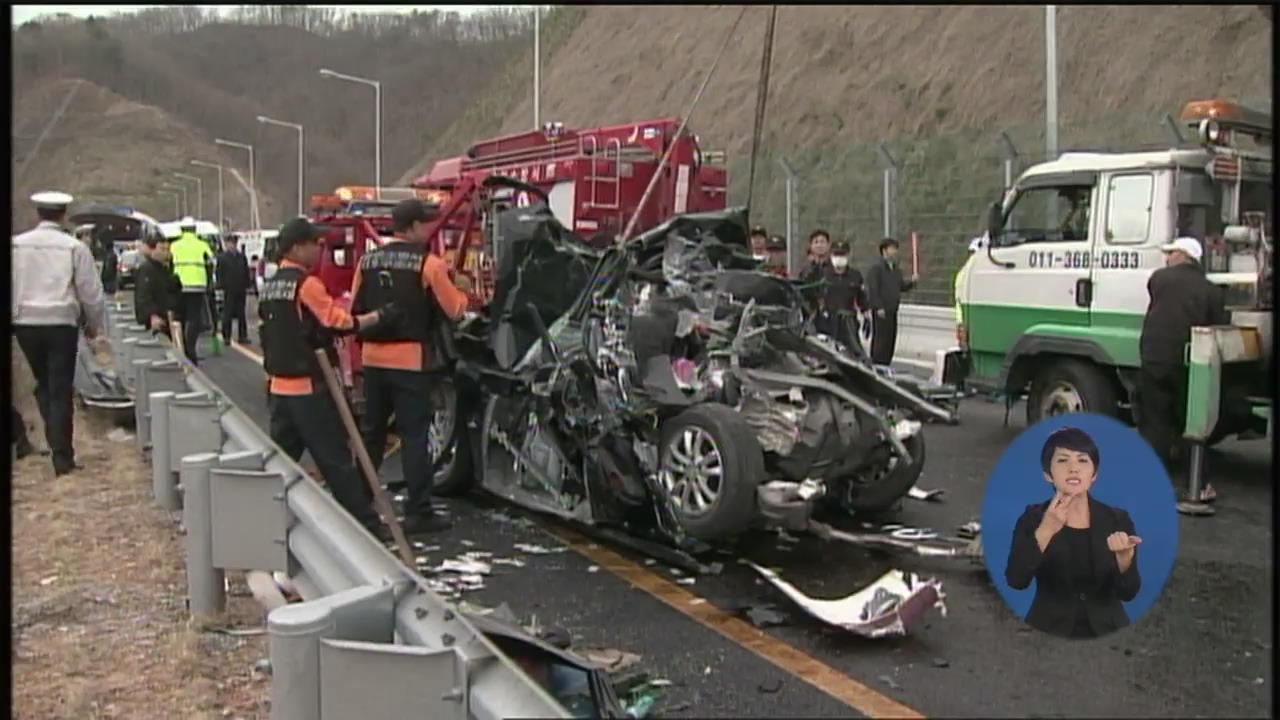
left=1106, top=532, right=1142, bottom=556
left=453, top=273, right=474, bottom=294
left=356, top=311, right=381, bottom=329
left=1039, top=491, right=1075, bottom=534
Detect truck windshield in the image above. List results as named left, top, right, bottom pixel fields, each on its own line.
left=995, top=184, right=1093, bottom=246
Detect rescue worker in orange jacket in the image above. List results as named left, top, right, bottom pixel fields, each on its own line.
left=351, top=198, right=471, bottom=535
left=259, top=217, right=390, bottom=541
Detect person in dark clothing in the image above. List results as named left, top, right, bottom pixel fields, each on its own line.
left=865, top=237, right=918, bottom=366
left=260, top=217, right=391, bottom=542
left=1137, top=237, right=1231, bottom=491
left=799, top=229, right=832, bottom=279
left=217, top=234, right=253, bottom=344
left=1005, top=427, right=1142, bottom=640
left=249, top=254, right=262, bottom=296
left=97, top=230, right=119, bottom=296
left=763, top=235, right=789, bottom=278
left=810, top=238, right=869, bottom=355
left=133, top=229, right=182, bottom=335
left=352, top=198, right=472, bottom=535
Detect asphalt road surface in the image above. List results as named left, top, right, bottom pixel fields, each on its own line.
left=196, top=312, right=1272, bottom=718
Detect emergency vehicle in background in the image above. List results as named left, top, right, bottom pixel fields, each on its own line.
left=307, top=119, right=730, bottom=412
left=954, top=98, right=1272, bottom=451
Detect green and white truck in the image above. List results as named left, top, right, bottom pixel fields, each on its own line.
left=953, top=99, right=1272, bottom=459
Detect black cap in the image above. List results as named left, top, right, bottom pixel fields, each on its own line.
left=766, top=235, right=786, bottom=250
left=750, top=226, right=768, bottom=238
left=277, top=217, right=322, bottom=255
left=832, top=239, right=851, bottom=254
left=391, top=198, right=437, bottom=233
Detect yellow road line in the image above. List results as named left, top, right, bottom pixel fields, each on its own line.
left=225, top=338, right=923, bottom=717
left=544, top=525, right=927, bottom=719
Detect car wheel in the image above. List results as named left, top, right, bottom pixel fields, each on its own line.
left=429, top=377, right=475, bottom=496
left=1026, top=359, right=1120, bottom=425
left=841, top=429, right=926, bottom=514
left=658, top=403, right=764, bottom=542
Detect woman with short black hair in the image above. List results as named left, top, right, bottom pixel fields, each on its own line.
left=1005, top=426, right=1143, bottom=639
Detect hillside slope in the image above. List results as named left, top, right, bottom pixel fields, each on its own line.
left=12, top=78, right=279, bottom=230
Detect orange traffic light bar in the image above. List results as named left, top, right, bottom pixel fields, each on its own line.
left=1180, top=99, right=1271, bottom=139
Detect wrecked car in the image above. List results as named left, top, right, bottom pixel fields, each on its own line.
left=426, top=178, right=958, bottom=560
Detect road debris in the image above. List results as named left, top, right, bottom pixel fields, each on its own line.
left=675, top=577, right=696, bottom=586
left=106, top=427, right=134, bottom=443
left=907, top=485, right=945, bottom=501
left=932, top=657, right=950, bottom=668
left=956, top=520, right=981, bottom=539
left=746, top=563, right=946, bottom=638
left=436, top=558, right=492, bottom=575
left=742, top=605, right=789, bottom=628
left=587, top=565, right=600, bottom=573
left=758, top=678, right=783, bottom=693
left=583, top=647, right=643, bottom=673
left=492, top=557, right=527, bottom=568
left=39, top=576, right=58, bottom=586
left=878, top=674, right=902, bottom=690
left=514, top=542, right=569, bottom=554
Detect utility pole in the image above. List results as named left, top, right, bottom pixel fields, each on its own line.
left=778, top=157, right=797, bottom=276
left=258, top=115, right=305, bottom=217
left=161, top=182, right=187, bottom=216
left=320, top=68, right=381, bottom=199
left=533, top=7, right=541, bottom=128
left=159, top=190, right=180, bottom=219
left=173, top=172, right=203, bottom=219
left=1045, top=5, right=1058, bottom=162
left=190, top=160, right=225, bottom=230
left=215, top=138, right=258, bottom=229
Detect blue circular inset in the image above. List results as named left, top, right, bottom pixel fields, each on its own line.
left=980, top=412, right=1179, bottom=637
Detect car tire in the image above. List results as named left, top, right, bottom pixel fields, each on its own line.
left=1026, top=359, right=1120, bottom=425
left=429, top=377, right=475, bottom=497
left=842, top=429, right=926, bottom=514
left=658, top=403, right=765, bottom=542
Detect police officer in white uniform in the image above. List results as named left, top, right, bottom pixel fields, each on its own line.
left=13, top=191, right=108, bottom=476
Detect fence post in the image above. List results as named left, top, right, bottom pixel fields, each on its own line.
left=150, top=391, right=180, bottom=510
left=877, top=142, right=897, bottom=239
left=778, top=156, right=797, bottom=275
left=182, top=451, right=226, bottom=618
left=997, top=131, right=1019, bottom=191
left=269, top=602, right=337, bottom=720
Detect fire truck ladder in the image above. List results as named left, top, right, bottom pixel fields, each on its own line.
left=580, top=136, right=623, bottom=210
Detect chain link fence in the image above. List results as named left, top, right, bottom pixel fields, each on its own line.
left=730, top=110, right=1243, bottom=306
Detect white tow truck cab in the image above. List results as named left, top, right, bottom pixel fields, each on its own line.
left=955, top=98, right=1272, bottom=444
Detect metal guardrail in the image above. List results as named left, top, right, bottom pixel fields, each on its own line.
left=896, top=303, right=959, bottom=369
left=99, top=301, right=573, bottom=720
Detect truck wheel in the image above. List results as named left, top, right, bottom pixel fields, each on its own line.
left=658, top=403, right=764, bottom=542
left=1027, top=359, right=1120, bottom=425
left=843, top=430, right=926, bottom=514
left=429, top=379, right=475, bottom=496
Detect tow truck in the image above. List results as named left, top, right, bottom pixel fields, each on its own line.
left=954, top=98, right=1272, bottom=511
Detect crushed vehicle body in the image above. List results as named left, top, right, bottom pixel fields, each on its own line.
left=436, top=177, right=960, bottom=563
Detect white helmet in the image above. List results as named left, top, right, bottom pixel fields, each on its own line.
left=180, top=216, right=196, bottom=228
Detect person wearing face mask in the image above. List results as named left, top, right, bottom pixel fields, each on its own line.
left=812, top=239, right=868, bottom=350
left=1004, top=427, right=1142, bottom=639
left=748, top=226, right=769, bottom=262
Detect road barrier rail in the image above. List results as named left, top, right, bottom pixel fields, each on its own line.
left=99, top=301, right=572, bottom=720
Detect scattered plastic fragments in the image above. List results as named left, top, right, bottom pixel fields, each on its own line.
left=514, top=543, right=569, bottom=554
left=39, top=576, right=58, bottom=586
left=587, top=565, right=600, bottom=573
left=743, top=605, right=788, bottom=628
left=878, top=675, right=902, bottom=690
left=623, top=693, right=656, bottom=719
left=957, top=520, right=981, bottom=539
left=460, top=539, right=476, bottom=547
left=746, top=563, right=946, bottom=638
left=649, top=678, right=673, bottom=688
left=436, top=558, right=492, bottom=575
left=583, top=647, right=642, bottom=673
left=106, top=428, right=133, bottom=443
left=907, top=485, right=945, bottom=502
left=492, top=558, right=527, bottom=568
left=675, top=577, right=696, bottom=586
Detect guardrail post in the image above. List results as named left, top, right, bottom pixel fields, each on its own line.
left=269, top=602, right=336, bottom=720
left=183, top=451, right=227, bottom=618
left=150, top=391, right=180, bottom=510
left=133, top=360, right=152, bottom=450
left=137, top=361, right=189, bottom=452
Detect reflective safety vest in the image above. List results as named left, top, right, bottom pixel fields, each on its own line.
left=171, top=233, right=212, bottom=290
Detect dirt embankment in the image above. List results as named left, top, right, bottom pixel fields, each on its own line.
left=11, top=406, right=270, bottom=719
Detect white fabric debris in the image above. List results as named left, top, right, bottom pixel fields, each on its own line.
left=746, top=563, right=946, bottom=638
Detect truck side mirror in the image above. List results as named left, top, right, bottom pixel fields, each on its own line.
left=986, top=202, right=1004, bottom=241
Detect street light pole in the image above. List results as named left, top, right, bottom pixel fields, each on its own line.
left=319, top=68, right=381, bottom=199
left=190, top=160, right=225, bottom=230
left=215, top=138, right=258, bottom=229
left=159, top=190, right=179, bottom=219
left=174, top=172, right=203, bottom=219
left=1045, top=5, right=1058, bottom=162
left=161, top=182, right=187, bottom=215
left=257, top=115, right=305, bottom=217
left=534, top=7, right=541, bottom=128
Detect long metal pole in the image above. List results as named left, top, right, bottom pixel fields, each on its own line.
left=533, top=7, right=541, bottom=128
left=1045, top=5, right=1058, bottom=162
left=175, top=173, right=203, bottom=219
left=374, top=83, right=381, bottom=201
left=217, top=165, right=224, bottom=230
left=249, top=146, right=258, bottom=229
left=619, top=5, right=749, bottom=243
left=297, top=125, right=304, bottom=216
left=160, top=191, right=179, bottom=218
